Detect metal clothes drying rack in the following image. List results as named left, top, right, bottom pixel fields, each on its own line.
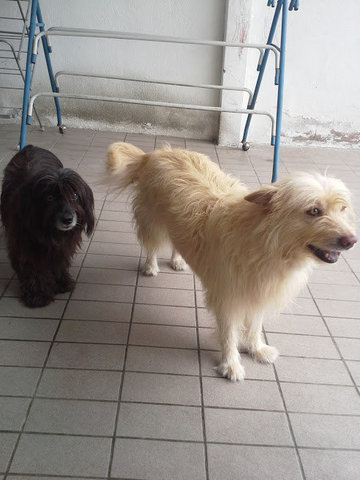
left=19, top=0, right=299, bottom=182
left=0, top=0, right=42, bottom=125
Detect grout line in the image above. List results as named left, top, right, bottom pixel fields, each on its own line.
left=194, top=275, right=210, bottom=480
left=263, top=329, right=307, bottom=480
left=309, top=290, right=360, bottom=397
left=106, top=162, right=142, bottom=477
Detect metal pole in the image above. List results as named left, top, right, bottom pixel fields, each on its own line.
left=271, top=0, right=288, bottom=182
left=19, top=0, right=38, bottom=149
left=36, top=4, right=63, bottom=128
left=241, top=0, right=282, bottom=147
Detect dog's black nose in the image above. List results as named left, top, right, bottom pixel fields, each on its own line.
left=338, top=234, right=358, bottom=250
left=61, top=213, right=74, bottom=225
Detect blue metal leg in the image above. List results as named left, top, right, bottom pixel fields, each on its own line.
left=36, top=4, right=63, bottom=128
left=241, top=0, right=282, bottom=148
left=19, top=0, right=39, bottom=149
left=271, top=0, right=288, bottom=183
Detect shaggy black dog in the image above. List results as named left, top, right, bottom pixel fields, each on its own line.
left=1, top=145, right=95, bottom=308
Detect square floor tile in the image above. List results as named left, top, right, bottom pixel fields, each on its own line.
left=266, top=333, right=339, bottom=359
left=207, top=444, right=303, bottom=480
left=129, top=323, right=197, bottom=349
left=300, top=449, right=360, bottom=480
left=117, top=403, right=203, bottom=441
left=203, top=378, right=283, bottom=410
left=334, top=337, right=360, bottom=360
left=0, top=340, right=50, bottom=367
left=0, top=433, right=18, bottom=472
left=64, top=300, right=131, bottom=322
left=121, top=372, right=201, bottom=405
left=347, top=360, right=360, bottom=385
left=205, top=408, right=292, bottom=445
left=289, top=412, right=360, bottom=449
left=25, top=398, right=117, bottom=436
left=316, top=299, right=360, bottom=318
left=281, top=297, right=319, bottom=316
left=0, top=397, right=30, bottom=430
left=83, top=253, right=139, bottom=270
left=47, top=343, right=125, bottom=370
left=126, top=346, right=199, bottom=375
left=281, top=383, right=360, bottom=414
left=325, top=317, right=360, bottom=337
left=77, top=267, right=137, bottom=285
left=111, top=438, right=206, bottom=480
left=275, top=357, right=352, bottom=385
left=10, top=434, right=112, bottom=477
left=133, top=303, right=195, bottom=326
left=71, top=283, right=135, bottom=303
left=0, top=317, right=59, bottom=341
left=264, top=314, right=328, bottom=336
left=0, top=367, right=41, bottom=396
left=135, top=286, right=195, bottom=307
left=37, top=369, right=121, bottom=401
left=55, top=320, right=129, bottom=344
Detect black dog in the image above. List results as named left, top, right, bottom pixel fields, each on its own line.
left=0, top=145, right=95, bottom=307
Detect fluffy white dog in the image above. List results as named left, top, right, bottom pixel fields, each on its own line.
left=107, top=142, right=357, bottom=381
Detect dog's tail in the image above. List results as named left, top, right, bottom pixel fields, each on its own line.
left=107, top=142, right=146, bottom=189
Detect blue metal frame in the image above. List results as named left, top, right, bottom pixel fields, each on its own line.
left=19, top=0, right=62, bottom=149
left=19, top=0, right=298, bottom=183
left=242, top=0, right=298, bottom=182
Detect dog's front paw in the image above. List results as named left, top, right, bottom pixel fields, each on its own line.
left=143, top=262, right=159, bottom=276
left=216, top=360, right=245, bottom=382
left=253, top=345, right=279, bottom=364
left=170, top=257, right=187, bottom=271
left=56, top=276, right=75, bottom=294
left=21, top=293, right=53, bottom=308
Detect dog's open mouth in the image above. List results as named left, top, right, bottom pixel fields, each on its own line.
left=307, top=245, right=340, bottom=263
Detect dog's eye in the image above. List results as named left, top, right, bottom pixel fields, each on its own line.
left=340, top=205, right=347, bottom=212
left=307, top=207, right=321, bottom=217
left=72, top=193, right=78, bottom=201
left=47, top=195, right=55, bottom=202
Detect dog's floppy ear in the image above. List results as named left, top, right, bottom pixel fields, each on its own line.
left=81, top=182, right=95, bottom=236
left=244, top=186, right=277, bottom=209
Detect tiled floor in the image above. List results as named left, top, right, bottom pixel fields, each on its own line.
left=0, top=124, right=359, bottom=480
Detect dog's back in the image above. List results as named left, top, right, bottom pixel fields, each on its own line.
left=107, top=142, right=247, bottom=208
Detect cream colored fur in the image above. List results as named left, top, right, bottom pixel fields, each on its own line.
left=107, top=142, right=357, bottom=381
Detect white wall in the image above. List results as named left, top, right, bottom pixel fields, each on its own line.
left=224, top=0, right=360, bottom=147
left=1, top=0, right=359, bottom=147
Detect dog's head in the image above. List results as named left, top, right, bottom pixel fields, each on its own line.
left=245, top=172, right=357, bottom=264
left=22, top=167, right=95, bottom=237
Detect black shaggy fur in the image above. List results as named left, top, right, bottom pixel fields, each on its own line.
left=0, top=145, right=95, bottom=308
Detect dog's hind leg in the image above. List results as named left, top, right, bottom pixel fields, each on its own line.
left=170, top=248, right=187, bottom=271
left=243, top=313, right=279, bottom=364
left=216, top=314, right=246, bottom=381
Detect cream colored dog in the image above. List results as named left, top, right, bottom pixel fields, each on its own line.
left=107, top=142, right=357, bottom=381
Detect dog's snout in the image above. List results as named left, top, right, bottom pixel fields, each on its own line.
left=338, top=234, right=358, bottom=250
left=61, top=211, right=74, bottom=225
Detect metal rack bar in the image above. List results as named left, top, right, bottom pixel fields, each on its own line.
left=0, top=37, right=42, bottom=125
left=54, top=71, right=254, bottom=106
left=27, top=91, right=276, bottom=139
left=32, top=27, right=280, bottom=74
